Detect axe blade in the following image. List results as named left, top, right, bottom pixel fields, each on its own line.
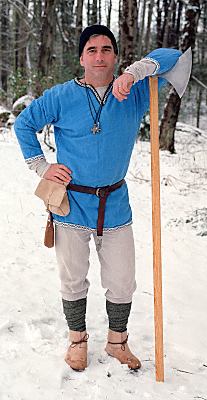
left=159, top=47, right=192, bottom=98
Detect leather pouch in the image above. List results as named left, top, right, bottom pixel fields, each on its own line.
left=35, top=178, right=70, bottom=216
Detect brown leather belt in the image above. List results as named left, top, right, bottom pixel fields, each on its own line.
left=67, top=179, right=125, bottom=237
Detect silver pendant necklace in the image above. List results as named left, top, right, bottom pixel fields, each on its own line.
left=91, top=122, right=101, bottom=134
left=85, top=85, right=103, bottom=134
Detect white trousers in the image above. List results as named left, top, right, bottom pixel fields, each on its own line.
left=55, top=224, right=137, bottom=304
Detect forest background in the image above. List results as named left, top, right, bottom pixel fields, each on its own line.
left=0, top=3, right=207, bottom=397
left=0, top=0, right=206, bottom=152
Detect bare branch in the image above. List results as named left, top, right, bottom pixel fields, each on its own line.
left=56, top=10, right=69, bottom=45
left=192, top=75, right=207, bottom=90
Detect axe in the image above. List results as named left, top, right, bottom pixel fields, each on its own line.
left=149, top=48, right=192, bottom=382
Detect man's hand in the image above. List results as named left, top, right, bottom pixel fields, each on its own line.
left=43, top=163, right=72, bottom=184
left=112, top=73, right=134, bottom=102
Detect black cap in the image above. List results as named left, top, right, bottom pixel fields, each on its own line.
left=79, top=24, right=118, bottom=57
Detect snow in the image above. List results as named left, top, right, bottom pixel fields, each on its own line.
left=0, top=123, right=207, bottom=399
left=186, top=5, right=200, bottom=12
left=12, top=95, right=34, bottom=110
left=0, top=106, right=10, bottom=114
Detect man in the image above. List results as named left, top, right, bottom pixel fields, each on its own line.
left=14, top=24, right=181, bottom=372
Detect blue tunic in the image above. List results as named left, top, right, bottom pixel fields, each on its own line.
left=14, top=48, right=182, bottom=231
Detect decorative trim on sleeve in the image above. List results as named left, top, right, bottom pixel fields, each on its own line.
left=143, top=57, right=160, bottom=75
left=25, top=154, right=45, bottom=165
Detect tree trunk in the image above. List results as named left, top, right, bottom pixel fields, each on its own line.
left=137, top=0, right=146, bottom=59
left=91, top=0, right=98, bottom=24
left=119, top=0, right=138, bottom=73
left=98, top=0, right=101, bottom=23
left=75, top=0, right=84, bottom=52
left=159, top=0, right=200, bottom=153
left=162, top=0, right=175, bottom=47
left=58, top=0, right=75, bottom=64
left=13, top=0, right=30, bottom=75
left=195, top=0, right=206, bottom=128
left=157, top=0, right=162, bottom=47
left=144, top=0, right=154, bottom=54
left=160, top=0, right=169, bottom=46
left=33, top=0, right=42, bottom=22
left=0, top=0, right=9, bottom=93
left=19, top=0, right=29, bottom=73
left=38, top=0, right=57, bottom=77
left=118, top=0, right=122, bottom=55
left=160, top=89, right=181, bottom=153
left=196, top=87, right=202, bottom=128
left=181, top=0, right=200, bottom=53
left=174, top=1, right=183, bottom=48
left=87, top=0, right=90, bottom=25
left=106, top=0, right=112, bottom=29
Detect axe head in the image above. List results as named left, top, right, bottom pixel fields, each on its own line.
left=159, top=47, right=192, bottom=98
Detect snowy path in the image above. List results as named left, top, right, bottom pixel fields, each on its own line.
left=0, top=126, right=207, bottom=399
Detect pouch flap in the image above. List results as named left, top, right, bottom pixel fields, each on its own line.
left=35, top=178, right=66, bottom=206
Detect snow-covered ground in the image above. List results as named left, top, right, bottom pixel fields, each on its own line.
left=0, top=123, right=206, bottom=400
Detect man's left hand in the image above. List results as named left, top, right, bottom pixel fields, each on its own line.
left=112, top=73, right=134, bottom=102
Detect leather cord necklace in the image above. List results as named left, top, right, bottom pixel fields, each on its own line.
left=85, top=85, right=103, bottom=134
left=84, top=78, right=114, bottom=134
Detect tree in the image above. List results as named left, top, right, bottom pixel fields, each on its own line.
left=91, top=0, right=98, bottom=24
left=38, top=0, right=57, bottom=78
left=159, top=0, right=201, bottom=153
left=195, top=0, right=207, bottom=127
left=0, top=0, right=206, bottom=123
left=137, top=0, right=146, bottom=59
left=144, top=0, right=154, bottom=54
left=15, top=0, right=30, bottom=75
left=87, top=0, right=99, bottom=25
left=75, top=0, right=84, bottom=52
left=106, top=0, right=112, bottom=29
left=0, top=0, right=10, bottom=93
left=119, top=0, right=138, bottom=73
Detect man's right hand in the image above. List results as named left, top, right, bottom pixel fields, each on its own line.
left=43, top=163, right=72, bottom=184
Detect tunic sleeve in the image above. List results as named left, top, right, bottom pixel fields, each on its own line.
left=14, top=84, right=61, bottom=164
left=133, top=48, right=182, bottom=115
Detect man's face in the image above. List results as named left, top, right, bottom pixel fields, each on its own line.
left=80, top=35, right=117, bottom=82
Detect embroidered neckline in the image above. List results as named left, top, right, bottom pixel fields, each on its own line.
left=74, top=77, right=114, bottom=105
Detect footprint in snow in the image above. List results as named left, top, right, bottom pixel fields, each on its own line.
left=23, top=317, right=63, bottom=354
left=0, top=319, right=24, bottom=335
left=25, top=317, right=56, bottom=339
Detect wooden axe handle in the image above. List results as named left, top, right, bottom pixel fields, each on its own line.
left=149, top=76, right=164, bottom=382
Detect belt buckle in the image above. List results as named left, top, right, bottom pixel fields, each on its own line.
left=96, top=187, right=109, bottom=197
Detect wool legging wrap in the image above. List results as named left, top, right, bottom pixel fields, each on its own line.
left=62, top=297, right=87, bottom=332
left=62, top=298, right=132, bottom=333
left=106, top=300, right=132, bottom=332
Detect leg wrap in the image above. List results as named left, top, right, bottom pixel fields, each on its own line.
left=106, top=300, right=132, bottom=333
left=62, top=297, right=87, bottom=332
